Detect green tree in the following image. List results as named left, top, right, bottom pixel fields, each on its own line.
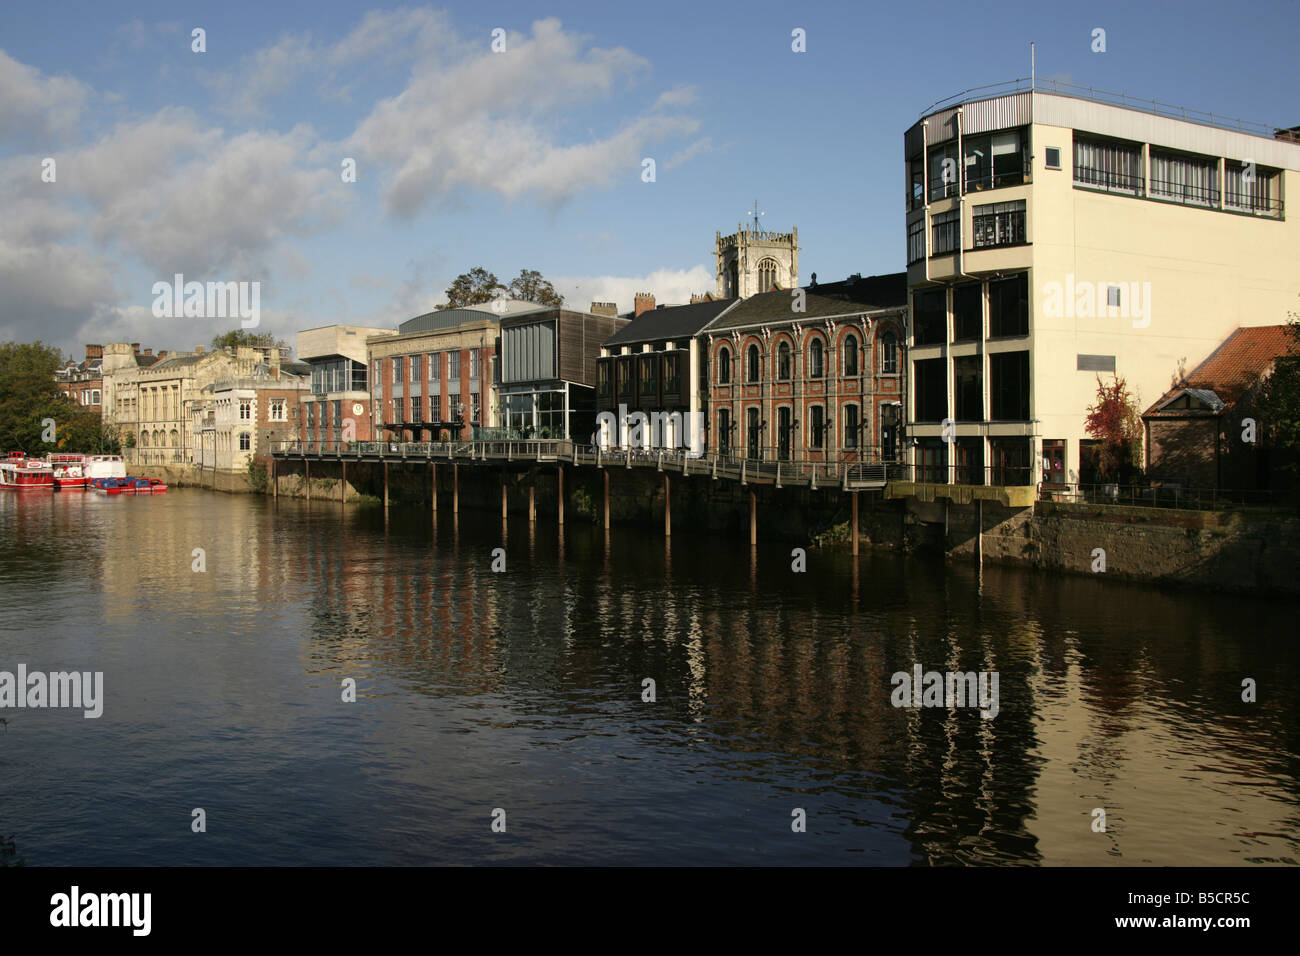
left=1255, top=313, right=1300, bottom=481
left=0, top=342, right=122, bottom=455
left=438, top=268, right=505, bottom=309
left=1084, top=374, right=1144, bottom=482
left=210, top=330, right=286, bottom=351
left=507, top=269, right=563, bottom=308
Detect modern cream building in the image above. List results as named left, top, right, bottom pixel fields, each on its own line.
left=903, top=82, right=1300, bottom=489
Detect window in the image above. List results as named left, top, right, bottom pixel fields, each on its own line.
left=909, top=157, right=925, bottom=210
left=449, top=393, right=462, bottom=420
left=931, top=209, right=959, bottom=255
left=928, top=142, right=958, bottom=201
left=393, top=356, right=404, bottom=381
left=954, top=355, right=983, bottom=421
left=881, top=331, right=898, bottom=374
left=972, top=200, right=1026, bottom=248
left=954, top=284, right=982, bottom=340
left=990, top=351, right=1030, bottom=420
left=843, top=334, right=859, bottom=376
left=410, top=354, right=421, bottom=381
left=617, top=357, right=632, bottom=397
left=598, top=359, right=611, bottom=398
left=777, top=341, right=792, bottom=380
left=411, top=396, right=421, bottom=421
left=470, top=393, right=480, bottom=424
left=913, top=289, right=946, bottom=345
left=844, top=404, right=860, bottom=448
left=1150, top=149, right=1219, bottom=206
left=747, top=344, right=760, bottom=382
left=758, top=259, right=779, bottom=292
left=269, top=399, right=286, bottom=422
left=914, top=358, right=947, bottom=422
left=1226, top=162, right=1282, bottom=216
left=907, top=218, right=925, bottom=264
left=639, top=354, right=657, bottom=396
left=333, top=400, right=341, bottom=425
left=809, top=338, right=825, bottom=378
left=1077, top=354, right=1116, bottom=372
left=964, top=129, right=1025, bottom=191
left=1044, top=147, right=1061, bottom=170
left=717, top=408, right=731, bottom=453
left=1107, top=285, right=1122, bottom=308
left=1074, top=135, right=1143, bottom=193
left=470, top=350, right=479, bottom=379
left=306, top=403, right=314, bottom=426
left=662, top=353, right=681, bottom=395
left=239, top=400, right=252, bottom=420
left=448, top=352, right=460, bottom=380
left=430, top=354, right=440, bottom=381
left=718, top=347, right=731, bottom=384
left=989, top=273, right=1029, bottom=337
left=239, top=433, right=251, bottom=451
left=809, top=406, right=825, bottom=449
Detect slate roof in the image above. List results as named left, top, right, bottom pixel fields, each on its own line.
left=704, top=289, right=887, bottom=332
left=1144, top=325, right=1295, bottom=417
left=806, top=272, right=907, bottom=309
left=603, top=298, right=737, bottom=346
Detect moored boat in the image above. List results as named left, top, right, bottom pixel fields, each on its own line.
left=0, top=453, right=54, bottom=491
left=48, top=453, right=88, bottom=490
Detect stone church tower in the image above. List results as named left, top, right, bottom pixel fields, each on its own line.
left=714, top=222, right=799, bottom=299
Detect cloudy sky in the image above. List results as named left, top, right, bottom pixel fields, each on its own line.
left=3, top=0, right=1297, bottom=355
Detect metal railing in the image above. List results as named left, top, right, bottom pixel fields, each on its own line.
left=1039, top=481, right=1291, bottom=511
left=892, top=463, right=1035, bottom=487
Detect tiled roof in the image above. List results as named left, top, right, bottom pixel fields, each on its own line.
left=807, top=272, right=908, bottom=308
left=603, top=298, right=737, bottom=346
left=1144, top=325, right=1295, bottom=416
left=704, top=290, right=885, bottom=332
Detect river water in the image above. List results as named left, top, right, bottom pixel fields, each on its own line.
left=1, top=489, right=1296, bottom=865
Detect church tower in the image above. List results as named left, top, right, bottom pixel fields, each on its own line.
left=714, top=210, right=799, bottom=299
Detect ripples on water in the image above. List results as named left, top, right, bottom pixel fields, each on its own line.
left=0, top=490, right=1296, bottom=865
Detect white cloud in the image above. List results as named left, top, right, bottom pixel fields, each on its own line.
left=553, top=265, right=715, bottom=314
left=0, top=49, right=90, bottom=145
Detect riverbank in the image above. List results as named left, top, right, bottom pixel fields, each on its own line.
left=261, top=457, right=1300, bottom=597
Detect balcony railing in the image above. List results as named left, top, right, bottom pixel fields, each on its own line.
left=1040, top=481, right=1291, bottom=511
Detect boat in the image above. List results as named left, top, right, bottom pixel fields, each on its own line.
left=85, top=455, right=126, bottom=483
left=48, top=454, right=88, bottom=490
left=0, top=453, right=54, bottom=491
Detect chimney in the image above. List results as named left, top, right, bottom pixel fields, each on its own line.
left=157, top=350, right=168, bottom=359
left=85, top=344, right=103, bottom=361
left=270, top=346, right=281, bottom=380
left=131, top=342, right=141, bottom=354
left=194, top=345, right=204, bottom=355
left=689, top=293, right=713, bottom=304
left=144, top=348, right=153, bottom=356
left=589, top=301, right=618, bottom=317
left=634, top=293, right=655, bottom=317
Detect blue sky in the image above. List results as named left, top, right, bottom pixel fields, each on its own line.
left=2, top=0, right=1298, bottom=355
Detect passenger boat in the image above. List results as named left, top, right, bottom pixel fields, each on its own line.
left=0, top=453, right=54, bottom=490
left=48, top=454, right=88, bottom=490
left=85, top=455, right=126, bottom=483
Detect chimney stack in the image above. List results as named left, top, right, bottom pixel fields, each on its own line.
left=194, top=345, right=204, bottom=355
left=131, top=342, right=140, bottom=354
left=270, top=346, right=281, bottom=380
left=634, top=292, right=656, bottom=317
left=85, top=344, right=103, bottom=361
left=589, top=301, right=618, bottom=317
left=144, top=348, right=153, bottom=356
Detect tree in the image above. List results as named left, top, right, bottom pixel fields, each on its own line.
left=211, top=330, right=286, bottom=351
left=0, top=341, right=111, bottom=453
left=1084, top=374, right=1144, bottom=482
left=507, top=269, right=563, bottom=308
left=438, top=268, right=505, bottom=310
left=1254, top=313, right=1300, bottom=481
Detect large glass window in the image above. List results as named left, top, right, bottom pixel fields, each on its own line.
left=928, top=142, right=958, bottom=201
left=881, top=332, right=898, bottom=374
left=777, top=341, right=792, bottom=380
left=662, top=353, right=681, bottom=396
left=844, top=404, right=860, bottom=448
left=989, top=273, right=1028, bottom=337
left=931, top=209, right=959, bottom=255
left=393, top=355, right=404, bottom=382
left=1150, top=149, right=1219, bottom=206
left=964, top=129, right=1026, bottom=191
left=448, top=351, right=460, bottom=381
left=718, top=347, right=731, bottom=384
left=953, top=283, right=982, bottom=340
left=990, top=351, right=1030, bottom=420
left=954, top=355, right=983, bottom=421
left=597, top=359, right=611, bottom=398
left=470, top=350, right=479, bottom=379
left=843, top=334, right=859, bottom=376
left=1226, top=162, right=1282, bottom=216
left=430, top=354, right=440, bottom=381
left=411, top=396, right=421, bottom=421
left=913, top=289, right=946, bottom=345
left=909, top=157, right=924, bottom=210
left=717, top=408, right=731, bottom=453
left=808, top=338, right=825, bottom=379
left=1074, top=135, right=1143, bottom=193
left=809, top=405, right=825, bottom=449
left=410, top=354, right=421, bottom=381
left=914, top=358, right=947, bottom=422
left=972, top=200, right=1026, bottom=248
left=747, top=344, right=760, bottom=382
left=907, top=218, right=924, bottom=263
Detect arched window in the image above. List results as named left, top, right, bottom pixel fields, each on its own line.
left=718, top=347, right=731, bottom=384
left=777, top=341, right=791, bottom=380
left=881, top=331, right=898, bottom=374
left=809, top=338, right=825, bottom=379
left=717, top=408, right=731, bottom=453
left=758, top=258, right=779, bottom=293
left=170, top=429, right=178, bottom=447
left=843, top=334, right=859, bottom=377
left=140, top=431, right=149, bottom=448
left=747, top=343, right=760, bottom=382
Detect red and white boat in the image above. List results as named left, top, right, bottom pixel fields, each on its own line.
left=48, top=453, right=88, bottom=490
left=0, top=453, right=54, bottom=490
left=85, top=455, right=126, bottom=484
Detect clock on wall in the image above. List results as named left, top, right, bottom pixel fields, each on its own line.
left=352, top=403, right=364, bottom=416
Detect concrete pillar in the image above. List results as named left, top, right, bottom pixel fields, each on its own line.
left=664, top=474, right=671, bottom=537
left=603, top=469, right=611, bottom=528
left=852, top=491, right=859, bottom=556
left=528, top=481, right=536, bottom=522
left=453, top=464, right=459, bottom=514
left=557, top=465, right=565, bottom=525
left=749, top=489, right=757, bottom=546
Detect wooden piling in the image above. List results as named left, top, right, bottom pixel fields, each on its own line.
left=453, top=464, right=459, bottom=514
left=749, top=489, right=757, bottom=546
left=557, top=465, right=565, bottom=525
left=529, top=482, right=536, bottom=522
left=305, top=459, right=311, bottom=502
left=852, top=491, right=859, bottom=556
left=383, top=461, right=389, bottom=510
left=664, top=473, right=671, bottom=537
left=603, top=469, right=611, bottom=528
